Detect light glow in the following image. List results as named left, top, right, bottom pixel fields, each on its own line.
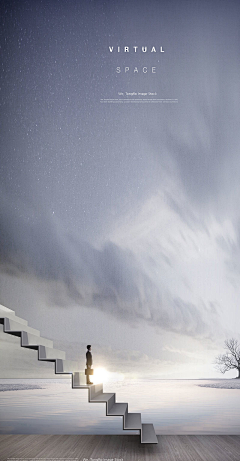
left=93, top=367, right=109, bottom=384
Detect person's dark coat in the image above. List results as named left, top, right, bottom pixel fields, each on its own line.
left=86, top=350, right=92, bottom=367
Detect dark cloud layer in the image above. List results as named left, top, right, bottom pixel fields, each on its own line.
left=0, top=191, right=219, bottom=339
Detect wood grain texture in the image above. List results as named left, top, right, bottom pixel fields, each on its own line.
left=0, top=435, right=240, bottom=461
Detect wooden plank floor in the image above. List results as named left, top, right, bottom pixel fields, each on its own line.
left=0, top=435, right=240, bottom=461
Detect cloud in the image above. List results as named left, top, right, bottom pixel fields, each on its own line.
left=215, top=222, right=240, bottom=290
left=0, top=189, right=221, bottom=339
left=0, top=328, right=199, bottom=379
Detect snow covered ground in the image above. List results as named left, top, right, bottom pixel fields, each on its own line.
left=198, top=379, right=240, bottom=389
left=0, top=383, right=44, bottom=392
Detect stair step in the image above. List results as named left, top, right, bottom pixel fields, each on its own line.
left=91, top=393, right=115, bottom=402
left=72, top=371, right=86, bottom=387
left=55, top=359, right=80, bottom=373
left=0, top=304, right=15, bottom=314
left=38, top=345, right=66, bottom=361
left=141, top=424, right=158, bottom=444
left=108, top=402, right=128, bottom=416
left=125, top=413, right=141, bottom=430
left=0, top=308, right=28, bottom=326
left=89, top=383, right=104, bottom=399
left=21, top=331, right=53, bottom=348
left=3, top=318, right=40, bottom=336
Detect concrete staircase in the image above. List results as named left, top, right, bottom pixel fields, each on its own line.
left=0, top=304, right=158, bottom=444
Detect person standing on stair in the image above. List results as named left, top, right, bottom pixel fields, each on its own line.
left=86, top=345, right=93, bottom=384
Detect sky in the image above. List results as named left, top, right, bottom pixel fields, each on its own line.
left=1, top=0, right=240, bottom=379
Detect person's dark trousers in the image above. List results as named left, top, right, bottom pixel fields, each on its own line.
left=86, top=365, right=92, bottom=384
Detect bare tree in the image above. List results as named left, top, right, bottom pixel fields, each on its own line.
left=215, top=338, right=240, bottom=378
